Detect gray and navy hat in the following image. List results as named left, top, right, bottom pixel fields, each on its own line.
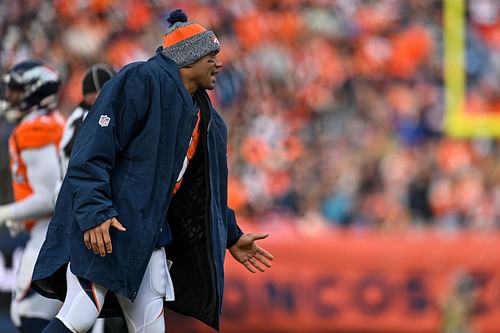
left=162, top=9, right=220, bottom=67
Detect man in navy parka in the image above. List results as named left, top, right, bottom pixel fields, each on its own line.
left=32, top=9, right=273, bottom=333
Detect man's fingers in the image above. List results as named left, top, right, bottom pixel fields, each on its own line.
left=84, top=232, right=91, bottom=250
left=101, top=221, right=113, bottom=254
left=110, top=218, right=126, bottom=231
left=250, top=233, right=269, bottom=241
left=83, top=218, right=124, bottom=256
left=96, top=230, right=106, bottom=257
left=255, top=252, right=272, bottom=267
left=248, top=257, right=266, bottom=272
left=104, top=234, right=112, bottom=254
left=242, top=260, right=256, bottom=273
left=98, top=224, right=111, bottom=256
left=257, top=247, right=274, bottom=261
left=90, top=232, right=99, bottom=254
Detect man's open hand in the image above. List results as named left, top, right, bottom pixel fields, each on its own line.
left=84, top=217, right=126, bottom=257
left=229, top=233, right=274, bottom=273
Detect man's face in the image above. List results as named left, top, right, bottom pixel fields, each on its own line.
left=190, top=51, right=223, bottom=90
left=5, top=87, right=24, bottom=109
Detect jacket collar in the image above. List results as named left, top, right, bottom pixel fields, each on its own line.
left=152, top=47, right=193, bottom=108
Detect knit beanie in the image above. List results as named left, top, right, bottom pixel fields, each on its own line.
left=162, top=9, right=220, bottom=67
left=82, top=63, right=116, bottom=95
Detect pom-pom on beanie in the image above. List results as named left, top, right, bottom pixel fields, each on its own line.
left=162, top=9, right=220, bottom=67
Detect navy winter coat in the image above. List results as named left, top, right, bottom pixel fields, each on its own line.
left=32, top=48, right=243, bottom=330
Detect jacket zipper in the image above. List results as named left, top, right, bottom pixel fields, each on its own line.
left=156, top=110, right=198, bottom=250
left=202, top=102, right=219, bottom=325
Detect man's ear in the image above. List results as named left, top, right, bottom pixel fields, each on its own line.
left=183, top=64, right=193, bottom=68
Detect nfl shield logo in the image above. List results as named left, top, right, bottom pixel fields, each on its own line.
left=98, top=115, right=111, bottom=127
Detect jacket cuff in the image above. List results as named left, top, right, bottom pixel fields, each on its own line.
left=226, top=208, right=243, bottom=248
left=78, top=207, right=119, bottom=231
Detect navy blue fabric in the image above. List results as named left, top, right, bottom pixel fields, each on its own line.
left=20, top=317, right=50, bottom=333
left=41, top=318, right=72, bottom=333
left=155, top=223, right=174, bottom=248
left=32, top=48, right=243, bottom=330
left=19, top=317, right=50, bottom=333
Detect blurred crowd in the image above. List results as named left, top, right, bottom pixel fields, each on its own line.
left=1, top=0, right=499, bottom=232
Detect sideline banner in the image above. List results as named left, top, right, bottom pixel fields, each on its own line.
left=167, top=228, right=500, bottom=333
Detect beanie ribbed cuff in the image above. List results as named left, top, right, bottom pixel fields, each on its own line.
left=162, top=30, right=220, bottom=67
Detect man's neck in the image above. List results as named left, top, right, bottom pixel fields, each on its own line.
left=179, top=66, right=198, bottom=95
left=181, top=77, right=197, bottom=95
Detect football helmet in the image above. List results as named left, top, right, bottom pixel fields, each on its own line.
left=0, top=60, right=61, bottom=112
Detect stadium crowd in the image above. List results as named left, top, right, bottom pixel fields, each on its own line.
left=1, top=0, right=499, bottom=233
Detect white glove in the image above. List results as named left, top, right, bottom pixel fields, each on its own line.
left=0, top=205, right=18, bottom=237
left=0, top=205, right=13, bottom=226
left=5, top=219, right=26, bottom=237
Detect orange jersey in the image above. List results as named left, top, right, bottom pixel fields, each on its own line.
left=173, top=111, right=201, bottom=194
left=8, top=111, right=65, bottom=227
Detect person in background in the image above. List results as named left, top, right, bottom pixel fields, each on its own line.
left=59, top=63, right=116, bottom=177
left=440, top=272, right=477, bottom=333
left=0, top=97, right=15, bottom=206
left=32, top=9, right=273, bottom=333
left=0, top=60, right=65, bottom=332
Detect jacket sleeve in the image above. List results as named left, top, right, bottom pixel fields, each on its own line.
left=67, top=66, right=151, bottom=232
left=226, top=207, right=243, bottom=248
